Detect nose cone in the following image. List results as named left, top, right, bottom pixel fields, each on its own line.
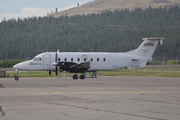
left=13, top=63, right=21, bottom=69
left=13, top=61, right=28, bottom=70
left=13, top=60, right=36, bottom=71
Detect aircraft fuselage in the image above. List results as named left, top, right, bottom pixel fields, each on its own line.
left=14, top=52, right=148, bottom=71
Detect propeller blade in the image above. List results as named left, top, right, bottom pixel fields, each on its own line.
left=55, top=66, right=58, bottom=76
left=55, top=49, right=59, bottom=76
left=55, top=52, right=58, bottom=62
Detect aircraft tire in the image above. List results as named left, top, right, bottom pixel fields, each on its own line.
left=73, top=75, right=78, bottom=80
left=14, top=76, right=19, bottom=81
left=80, top=75, right=85, bottom=79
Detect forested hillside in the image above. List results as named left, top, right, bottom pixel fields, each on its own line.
left=0, top=6, right=180, bottom=61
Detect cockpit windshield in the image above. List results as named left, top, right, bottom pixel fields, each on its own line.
left=33, top=57, right=42, bottom=61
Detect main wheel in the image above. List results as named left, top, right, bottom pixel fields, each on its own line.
left=80, top=75, right=85, bottom=79
left=73, top=75, right=78, bottom=79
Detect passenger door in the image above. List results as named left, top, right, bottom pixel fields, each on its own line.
left=43, top=53, right=51, bottom=69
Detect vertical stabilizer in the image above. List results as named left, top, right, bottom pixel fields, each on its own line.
left=134, top=37, right=164, bottom=58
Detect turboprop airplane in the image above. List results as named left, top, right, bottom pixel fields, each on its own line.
left=13, top=37, right=164, bottom=81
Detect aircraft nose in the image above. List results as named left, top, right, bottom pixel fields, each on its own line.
left=13, top=63, right=20, bottom=69
left=13, top=61, right=32, bottom=70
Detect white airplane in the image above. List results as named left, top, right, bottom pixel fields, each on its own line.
left=13, top=37, right=164, bottom=80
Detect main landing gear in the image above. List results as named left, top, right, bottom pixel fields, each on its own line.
left=72, top=74, right=85, bottom=80
left=14, top=69, right=19, bottom=81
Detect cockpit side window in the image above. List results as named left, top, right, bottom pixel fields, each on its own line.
left=33, top=57, right=42, bottom=61
left=38, top=58, right=42, bottom=61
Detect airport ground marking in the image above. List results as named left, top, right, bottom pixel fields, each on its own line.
left=32, top=91, right=161, bottom=95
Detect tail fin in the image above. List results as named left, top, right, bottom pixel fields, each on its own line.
left=134, top=37, right=164, bottom=58
left=125, top=37, right=164, bottom=69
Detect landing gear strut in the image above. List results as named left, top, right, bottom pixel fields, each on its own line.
left=14, top=69, right=19, bottom=81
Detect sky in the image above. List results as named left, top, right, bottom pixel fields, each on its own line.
left=0, top=0, right=93, bottom=21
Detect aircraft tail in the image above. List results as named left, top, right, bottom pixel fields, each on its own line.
left=125, top=37, right=164, bottom=69
left=134, top=37, right=164, bottom=58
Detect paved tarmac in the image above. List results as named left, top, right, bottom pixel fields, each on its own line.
left=0, top=76, right=180, bottom=120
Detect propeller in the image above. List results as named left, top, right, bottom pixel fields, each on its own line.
left=53, top=49, right=60, bottom=76
left=55, top=51, right=58, bottom=76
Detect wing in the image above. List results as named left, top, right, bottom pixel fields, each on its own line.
left=71, top=62, right=90, bottom=70
left=58, top=61, right=90, bottom=73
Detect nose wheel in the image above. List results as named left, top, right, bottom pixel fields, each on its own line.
left=14, top=69, right=19, bottom=81
left=14, top=76, right=19, bottom=81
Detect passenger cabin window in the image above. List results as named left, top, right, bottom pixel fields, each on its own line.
left=64, top=58, right=67, bottom=62
left=97, top=58, right=99, bottom=62
left=84, top=58, right=87, bottom=62
left=71, top=58, right=73, bottom=62
left=77, top=58, right=80, bottom=62
left=91, top=58, right=93, bottom=62
left=103, top=58, right=106, bottom=62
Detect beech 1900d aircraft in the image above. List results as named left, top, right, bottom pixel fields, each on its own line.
left=13, top=37, right=164, bottom=80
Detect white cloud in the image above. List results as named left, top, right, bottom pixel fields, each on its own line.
left=0, top=0, right=94, bottom=22
left=22, top=7, right=51, bottom=17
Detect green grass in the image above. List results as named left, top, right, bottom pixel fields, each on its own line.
left=6, top=67, right=180, bottom=78
left=98, top=68, right=180, bottom=77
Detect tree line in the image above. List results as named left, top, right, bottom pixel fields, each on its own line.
left=0, top=6, right=180, bottom=61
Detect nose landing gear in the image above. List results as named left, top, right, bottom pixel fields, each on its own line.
left=14, top=69, right=19, bottom=81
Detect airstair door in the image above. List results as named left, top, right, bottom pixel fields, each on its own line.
left=43, top=53, right=51, bottom=69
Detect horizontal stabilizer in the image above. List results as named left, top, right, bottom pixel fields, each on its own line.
left=142, top=37, right=165, bottom=45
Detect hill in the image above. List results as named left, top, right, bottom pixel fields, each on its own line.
left=53, top=0, right=180, bottom=17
